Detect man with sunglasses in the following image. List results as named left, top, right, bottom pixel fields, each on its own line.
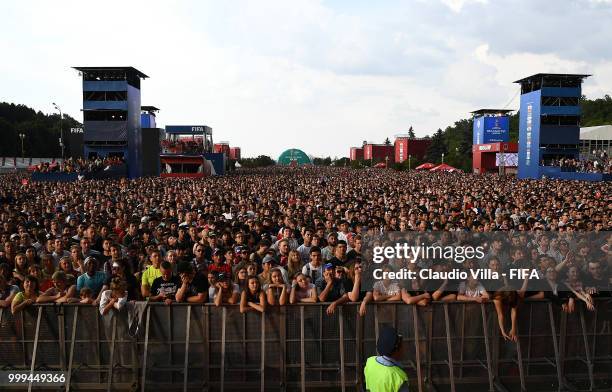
left=364, top=325, right=408, bottom=392
left=315, top=263, right=351, bottom=315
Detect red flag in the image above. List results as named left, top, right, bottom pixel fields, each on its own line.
left=21, top=178, right=29, bottom=185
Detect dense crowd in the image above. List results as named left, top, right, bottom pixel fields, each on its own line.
left=0, top=167, right=610, bottom=341
left=546, top=152, right=611, bottom=173
left=31, top=156, right=125, bottom=174
left=161, top=139, right=204, bottom=154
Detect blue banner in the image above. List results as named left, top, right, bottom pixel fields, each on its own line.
left=473, top=116, right=509, bottom=144
left=482, top=116, right=509, bottom=143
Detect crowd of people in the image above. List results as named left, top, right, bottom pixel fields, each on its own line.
left=30, top=156, right=125, bottom=174
left=161, top=139, right=205, bottom=155
left=0, top=167, right=610, bottom=341
left=546, top=152, right=611, bottom=173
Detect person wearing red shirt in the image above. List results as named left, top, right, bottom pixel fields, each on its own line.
left=208, top=248, right=231, bottom=276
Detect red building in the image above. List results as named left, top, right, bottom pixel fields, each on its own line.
left=363, top=144, right=394, bottom=163
left=394, top=137, right=431, bottom=163
left=213, top=142, right=230, bottom=156
left=229, top=147, right=241, bottom=161
left=472, top=142, right=518, bottom=174
left=350, top=147, right=364, bottom=161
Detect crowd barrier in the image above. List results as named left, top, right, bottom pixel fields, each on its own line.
left=0, top=299, right=610, bottom=392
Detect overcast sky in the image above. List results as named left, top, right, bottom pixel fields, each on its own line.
left=1, top=0, right=612, bottom=158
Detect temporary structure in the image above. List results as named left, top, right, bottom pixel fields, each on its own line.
left=430, top=163, right=460, bottom=172
left=415, top=162, right=435, bottom=170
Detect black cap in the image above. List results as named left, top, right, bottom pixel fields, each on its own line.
left=177, top=261, right=194, bottom=274
left=377, top=325, right=402, bottom=356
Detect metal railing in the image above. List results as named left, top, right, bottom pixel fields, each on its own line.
left=0, top=299, right=610, bottom=391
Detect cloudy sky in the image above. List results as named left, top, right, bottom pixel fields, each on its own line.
left=1, top=0, right=611, bottom=158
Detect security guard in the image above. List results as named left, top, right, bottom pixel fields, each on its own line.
left=364, top=325, right=408, bottom=392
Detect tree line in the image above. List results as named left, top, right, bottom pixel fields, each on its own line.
left=0, top=102, right=81, bottom=158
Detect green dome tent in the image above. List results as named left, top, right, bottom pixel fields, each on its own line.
left=277, top=149, right=311, bottom=166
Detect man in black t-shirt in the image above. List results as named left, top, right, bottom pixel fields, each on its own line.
left=585, top=260, right=611, bottom=298
left=425, top=262, right=458, bottom=301
left=150, top=261, right=181, bottom=305
left=176, top=261, right=209, bottom=303
left=328, top=240, right=348, bottom=267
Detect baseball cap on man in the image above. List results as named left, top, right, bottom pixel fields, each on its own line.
left=377, top=325, right=402, bottom=356
left=177, top=261, right=194, bottom=274
left=262, top=255, right=276, bottom=264
left=212, top=248, right=223, bottom=256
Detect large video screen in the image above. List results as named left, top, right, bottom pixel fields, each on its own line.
left=496, top=152, right=518, bottom=166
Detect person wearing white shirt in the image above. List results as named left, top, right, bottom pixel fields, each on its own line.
left=302, top=247, right=324, bottom=283
left=99, top=277, right=128, bottom=316
left=296, top=228, right=314, bottom=264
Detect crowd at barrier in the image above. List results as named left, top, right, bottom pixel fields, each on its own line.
left=0, top=167, right=610, bottom=343
left=545, top=152, right=611, bottom=173
left=30, top=156, right=125, bottom=174
left=161, top=139, right=204, bottom=154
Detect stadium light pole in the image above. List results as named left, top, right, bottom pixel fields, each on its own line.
left=19, top=133, right=25, bottom=161
left=52, top=103, right=64, bottom=161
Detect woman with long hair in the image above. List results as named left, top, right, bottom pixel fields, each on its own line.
left=11, top=275, right=39, bottom=314
left=234, top=267, right=248, bottom=293
left=69, top=245, right=85, bottom=274
left=12, top=253, right=29, bottom=286
left=265, top=268, right=288, bottom=306
left=286, top=250, right=302, bottom=283
left=289, top=273, right=317, bottom=304
left=240, top=275, right=266, bottom=313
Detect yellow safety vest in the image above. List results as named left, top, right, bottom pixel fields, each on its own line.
left=364, top=356, right=408, bottom=392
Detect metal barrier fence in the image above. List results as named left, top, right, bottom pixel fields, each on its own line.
left=0, top=299, right=610, bottom=392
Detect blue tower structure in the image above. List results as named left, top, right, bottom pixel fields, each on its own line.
left=141, top=106, right=159, bottom=128
left=73, top=66, right=148, bottom=178
left=471, top=109, right=511, bottom=145
left=514, top=73, right=602, bottom=180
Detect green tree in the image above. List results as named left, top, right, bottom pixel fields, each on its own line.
left=313, top=157, right=333, bottom=166
left=0, top=102, right=81, bottom=157
left=408, top=126, right=415, bottom=139
left=424, top=128, right=447, bottom=163
left=238, top=155, right=275, bottom=168
left=333, top=157, right=350, bottom=167
left=443, top=119, right=473, bottom=171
